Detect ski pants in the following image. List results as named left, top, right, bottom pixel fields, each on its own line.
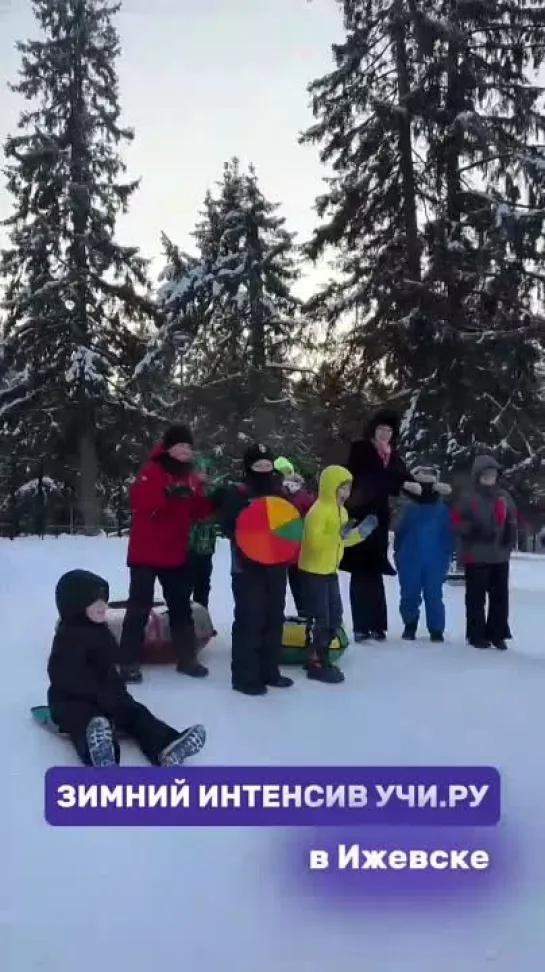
left=464, top=562, right=510, bottom=645
left=288, top=565, right=306, bottom=617
left=301, top=572, right=343, bottom=653
left=349, top=572, right=388, bottom=634
left=398, top=560, right=445, bottom=633
left=231, top=565, right=287, bottom=689
left=56, top=698, right=180, bottom=766
left=187, top=551, right=213, bottom=609
left=118, top=564, right=194, bottom=666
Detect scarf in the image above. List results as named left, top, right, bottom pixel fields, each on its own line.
left=374, top=439, right=391, bottom=466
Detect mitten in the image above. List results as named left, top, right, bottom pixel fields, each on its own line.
left=357, top=513, right=379, bottom=539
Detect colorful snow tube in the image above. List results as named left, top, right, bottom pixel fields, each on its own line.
left=281, top=617, right=349, bottom=665
left=107, top=600, right=214, bottom=664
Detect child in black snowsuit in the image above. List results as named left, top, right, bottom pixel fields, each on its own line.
left=215, top=444, right=293, bottom=696
left=47, top=569, right=206, bottom=766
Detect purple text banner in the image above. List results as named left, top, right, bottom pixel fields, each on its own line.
left=45, top=766, right=500, bottom=827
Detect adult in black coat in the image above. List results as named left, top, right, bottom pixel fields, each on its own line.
left=47, top=569, right=204, bottom=765
left=339, top=409, right=414, bottom=640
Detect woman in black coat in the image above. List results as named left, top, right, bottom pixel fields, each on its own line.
left=340, top=409, right=413, bottom=640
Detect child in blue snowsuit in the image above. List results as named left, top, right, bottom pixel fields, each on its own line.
left=393, top=462, right=454, bottom=642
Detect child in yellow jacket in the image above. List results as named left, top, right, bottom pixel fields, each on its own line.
left=298, top=465, right=377, bottom=683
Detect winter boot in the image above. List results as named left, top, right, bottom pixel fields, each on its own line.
left=119, top=664, right=143, bottom=684
left=370, top=630, right=387, bottom=642
left=469, top=639, right=491, bottom=649
left=402, top=623, right=417, bottom=641
left=174, top=623, right=209, bottom=678
left=159, top=725, right=206, bottom=766
left=354, top=631, right=370, bottom=643
left=492, top=639, right=508, bottom=651
left=305, top=646, right=345, bottom=684
left=232, top=682, right=268, bottom=696
left=265, top=673, right=294, bottom=688
left=86, top=716, right=117, bottom=767
left=429, top=631, right=444, bottom=643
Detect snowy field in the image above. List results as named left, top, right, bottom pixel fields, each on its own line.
left=3, top=537, right=545, bottom=971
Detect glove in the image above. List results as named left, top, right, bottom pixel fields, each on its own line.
left=340, top=518, right=359, bottom=539
left=356, top=514, right=379, bottom=539
left=165, top=483, right=193, bottom=498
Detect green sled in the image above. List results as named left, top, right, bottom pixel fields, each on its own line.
left=281, top=617, right=349, bottom=665
left=30, top=705, right=129, bottom=738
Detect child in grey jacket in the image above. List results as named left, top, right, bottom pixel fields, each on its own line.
left=452, top=455, right=517, bottom=650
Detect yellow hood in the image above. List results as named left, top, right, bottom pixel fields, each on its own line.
left=318, top=465, right=353, bottom=502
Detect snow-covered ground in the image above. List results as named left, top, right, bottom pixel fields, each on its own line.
left=3, top=537, right=545, bottom=971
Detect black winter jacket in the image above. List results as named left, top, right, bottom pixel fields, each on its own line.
left=340, top=439, right=409, bottom=576
left=47, top=620, right=130, bottom=727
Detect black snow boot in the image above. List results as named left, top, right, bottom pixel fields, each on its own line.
left=305, top=645, right=345, bottom=684
left=174, top=623, right=209, bottom=677
left=370, top=630, right=386, bottom=642
left=119, top=664, right=143, bottom=684
left=469, top=639, right=491, bottom=649
left=86, top=716, right=117, bottom=767
left=354, top=631, right=370, bottom=643
left=402, top=624, right=417, bottom=641
left=492, top=640, right=508, bottom=651
left=429, top=631, right=444, bottom=643
left=159, top=725, right=206, bottom=765
left=232, top=682, right=268, bottom=696
left=265, top=673, right=294, bottom=688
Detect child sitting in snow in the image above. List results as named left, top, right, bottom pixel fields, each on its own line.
left=393, top=461, right=454, bottom=642
left=47, top=569, right=206, bottom=766
left=274, top=456, right=315, bottom=617
left=298, top=465, right=377, bottom=683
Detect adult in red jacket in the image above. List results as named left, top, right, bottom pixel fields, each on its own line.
left=119, top=424, right=214, bottom=684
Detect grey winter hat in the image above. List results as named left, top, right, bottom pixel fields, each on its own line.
left=410, top=458, right=439, bottom=479
left=471, top=455, right=499, bottom=480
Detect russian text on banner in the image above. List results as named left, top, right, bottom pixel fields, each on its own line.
left=45, top=766, right=500, bottom=827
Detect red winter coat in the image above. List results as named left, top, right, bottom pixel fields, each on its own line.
left=127, top=447, right=215, bottom=568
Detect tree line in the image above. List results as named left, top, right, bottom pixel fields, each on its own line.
left=1, top=0, right=545, bottom=534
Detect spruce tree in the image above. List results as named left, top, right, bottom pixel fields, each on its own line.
left=155, top=159, right=305, bottom=449
left=303, top=0, right=545, bottom=480
left=0, top=0, right=153, bottom=531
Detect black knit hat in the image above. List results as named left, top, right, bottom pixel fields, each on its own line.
left=364, top=408, right=400, bottom=439
left=55, top=570, right=109, bottom=622
left=243, top=443, right=274, bottom=472
left=162, top=423, right=194, bottom=450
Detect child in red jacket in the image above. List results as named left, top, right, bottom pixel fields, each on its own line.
left=119, top=424, right=214, bottom=684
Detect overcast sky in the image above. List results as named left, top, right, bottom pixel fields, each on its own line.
left=0, top=0, right=343, bottom=295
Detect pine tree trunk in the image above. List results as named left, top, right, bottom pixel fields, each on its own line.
left=444, top=34, right=463, bottom=324
left=247, top=218, right=266, bottom=400
left=78, top=430, right=101, bottom=535
left=391, top=2, right=420, bottom=279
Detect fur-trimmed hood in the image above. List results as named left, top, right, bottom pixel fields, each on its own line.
left=403, top=480, right=451, bottom=503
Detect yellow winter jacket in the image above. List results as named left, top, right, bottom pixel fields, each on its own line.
left=298, top=465, right=363, bottom=575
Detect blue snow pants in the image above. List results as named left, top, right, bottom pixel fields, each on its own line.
left=397, top=562, right=445, bottom=634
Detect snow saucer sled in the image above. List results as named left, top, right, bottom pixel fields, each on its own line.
left=30, top=704, right=131, bottom=737
left=281, top=616, right=349, bottom=665
left=106, top=599, right=215, bottom=665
